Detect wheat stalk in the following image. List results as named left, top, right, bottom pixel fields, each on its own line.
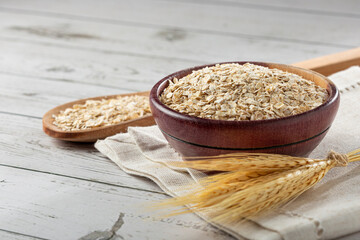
left=154, top=149, right=360, bottom=223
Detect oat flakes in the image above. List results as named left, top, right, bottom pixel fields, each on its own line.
left=53, top=95, right=151, bottom=131
left=160, top=63, right=328, bottom=120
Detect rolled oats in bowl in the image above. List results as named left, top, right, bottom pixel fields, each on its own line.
left=160, top=63, right=328, bottom=121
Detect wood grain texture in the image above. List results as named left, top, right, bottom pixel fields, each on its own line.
left=0, top=230, right=42, bottom=240
left=150, top=62, right=340, bottom=157
left=170, top=0, right=360, bottom=17
left=0, top=113, right=162, bottom=193
left=339, top=232, right=360, bottom=240
left=0, top=0, right=359, bottom=47
left=293, top=47, right=360, bottom=76
left=43, top=91, right=154, bottom=142
left=0, top=166, right=232, bottom=240
left=0, top=74, right=130, bottom=118
left=0, top=39, right=191, bottom=91
left=0, top=11, right=349, bottom=64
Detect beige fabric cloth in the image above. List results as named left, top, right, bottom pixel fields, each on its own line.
left=95, top=67, right=360, bottom=240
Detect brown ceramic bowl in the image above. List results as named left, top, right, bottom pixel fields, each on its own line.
left=149, top=62, right=340, bottom=157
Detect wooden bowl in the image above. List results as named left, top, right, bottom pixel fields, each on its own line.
left=149, top=62, right=340, bottom=157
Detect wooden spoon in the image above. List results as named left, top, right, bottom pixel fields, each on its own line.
left=42, top=91, right=154, bottom=142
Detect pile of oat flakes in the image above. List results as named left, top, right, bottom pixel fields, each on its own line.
left=53, top=95, right=151, bottom=131
left=160, top=63, right=328, bottom=121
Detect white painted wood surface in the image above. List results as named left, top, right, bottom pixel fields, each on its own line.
left=0, top=1, right=359, bottom=239
left=1, top=166, right=231, bottom=240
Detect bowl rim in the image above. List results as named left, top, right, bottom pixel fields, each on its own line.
left=150, top=61, right=339, bottom=125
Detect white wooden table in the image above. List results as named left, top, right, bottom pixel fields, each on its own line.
left=1, top=1, right=359, bottom=239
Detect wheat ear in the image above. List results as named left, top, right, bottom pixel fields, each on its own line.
left=154, top=149, right=360, bottom=223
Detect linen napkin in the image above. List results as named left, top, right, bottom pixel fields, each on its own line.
left=95, top=66, right=360, bottom=240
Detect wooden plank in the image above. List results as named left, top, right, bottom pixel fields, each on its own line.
left=0, top=112, right=162, bottom=193
left=0, top=74, right=131, bottom=117
left=0, top=39, right=195, bottom=91
left=0, top=12, right=349, bottom=66
left=0, top=0, right=358, bottom=47
left=293, top=47, right=360, bottom=76
left=174, top=0, right=360, bottom=16
left=0, top=230, right=43, bottom=240
left=340, top=232, right=360, bottom=240
left=0, top=166, right=232, bottom=240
